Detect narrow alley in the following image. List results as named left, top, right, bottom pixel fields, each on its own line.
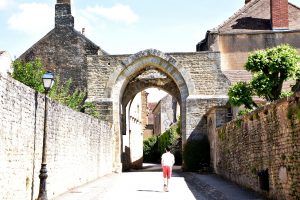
left=54, top=164, right=265, bottom=200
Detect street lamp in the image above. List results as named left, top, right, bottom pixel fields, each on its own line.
left=37, top=71, right=54, bottom=200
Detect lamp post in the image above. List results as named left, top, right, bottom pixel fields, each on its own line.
left=37, top=71, right=54, bottom=200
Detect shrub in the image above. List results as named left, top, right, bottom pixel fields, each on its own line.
left=143, top=136, right=160, bottom=163
left=158, top=123, right=180, bottom=155
left=143, top=120, right=182, bottom=163
left=183, top=136, right=210, bottom=171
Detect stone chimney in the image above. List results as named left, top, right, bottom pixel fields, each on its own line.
left=271, top=0, right=289, bottom=30
left=245, top=0, right=251, bottom=4
left=55, top=0, right=74, bottom=29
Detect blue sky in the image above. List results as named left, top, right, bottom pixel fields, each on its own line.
left=1, top=0, right=300, bottom=58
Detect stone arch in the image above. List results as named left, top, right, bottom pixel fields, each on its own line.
left=121, top=67, right=181, bottom=107
left=105, top=49, right=195, bottom=100
left=108, top=49, right=193, bottom=171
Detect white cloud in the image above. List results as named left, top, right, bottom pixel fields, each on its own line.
left=0, top=0, right=12, bottom=10
left=85, top=3, right=139, bottom=24
left=7, top=3, right=54, bottom=35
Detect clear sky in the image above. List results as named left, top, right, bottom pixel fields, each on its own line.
left=1, top=0, right=299, bottom=59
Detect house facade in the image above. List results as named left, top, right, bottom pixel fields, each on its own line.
left=197, top=0, right=300, bottom=81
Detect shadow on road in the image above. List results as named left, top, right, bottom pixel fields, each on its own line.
left=127, top=163, right=182, bottom=173
left=127, top=163, right=265, bottom=200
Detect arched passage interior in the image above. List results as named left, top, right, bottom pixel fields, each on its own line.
left=107, top=49, right=192, bottom=171
left=121, top=67, right=182, bottom=170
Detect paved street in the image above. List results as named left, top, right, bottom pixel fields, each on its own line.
left=54, top=163, right=265, bottom=200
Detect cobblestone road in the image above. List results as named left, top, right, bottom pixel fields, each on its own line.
left=54, top=164, right=265, bottom=200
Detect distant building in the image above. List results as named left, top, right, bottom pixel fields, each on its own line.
left=153, top=94, right=179, bottom=136
left=123, top=91, right=148, bottom=169
left=197, top=0, right=300, bottom=83
left=143, top=102, right=157, bottom=140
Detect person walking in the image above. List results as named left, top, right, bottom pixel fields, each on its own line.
left=161, top=147, right=175, bottom=192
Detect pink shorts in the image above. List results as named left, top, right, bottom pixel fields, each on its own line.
left=163, top=166, right=172, bottom=179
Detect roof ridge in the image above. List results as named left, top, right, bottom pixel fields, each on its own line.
left=288, top=2, right=300, bottom=10
left=211, top=0, right=262, bottom=32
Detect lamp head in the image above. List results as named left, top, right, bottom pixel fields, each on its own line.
left=42, top=71, right=54, bottom=92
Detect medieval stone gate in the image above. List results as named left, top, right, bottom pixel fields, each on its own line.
left=19, top=0, right=232, bottom=172
left=86, top=49, right=230, bottom=171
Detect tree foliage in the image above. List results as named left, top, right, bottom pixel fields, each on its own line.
left=228, top=81, right=257, bottom=109
left=12, top=59, right=45, bottom=93
left=228, top=44, right=300, bottom=108
left=143, top=119, right=181, bottom=163
left=245, top=44, right=300, bottom=101
left=12, top=59, right=99, bottom=117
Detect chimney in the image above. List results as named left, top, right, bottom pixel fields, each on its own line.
left=271, top=0, right=289, bottom=30
left=245, top=0, right=251, bottom=4
left=82, top=28, right=85, bottom=36
left=55, top=0, right=74, bottom=29
left=57, top=0, right=70, bottom=4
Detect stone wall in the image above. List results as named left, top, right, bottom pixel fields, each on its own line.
left=217, top=31, right=300, bottom=70
left=170, top=52, right=230, bottom=96
left=160, top=94, right=179, bottom=133
left=0, top=74, right=114, bottom=200
left=186, top=96, right=228, bottom=140
left=87, top=52, right=229, bottom=101
left=122, top=92, right=144, bottom=170
left=153, top=103, right=161, bottom=136
left=216, top=93, right=300, bottom=200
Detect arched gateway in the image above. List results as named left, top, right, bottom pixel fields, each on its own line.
left=19, top=0, right=232, bottom=173
left=87, top=49, right=230, bottom=172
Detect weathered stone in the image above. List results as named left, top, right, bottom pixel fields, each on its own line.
left=215, top=94, right=300, bottom=200
left=0, top=74, right=113, bottom=200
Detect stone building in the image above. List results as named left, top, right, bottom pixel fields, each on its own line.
left=197, top=0, right=300, bottom=82
left=19, top=0, right=106, bottom=90
left=123, top=91, right=147, bottom=170
left=153, top=94, right=180, bottom=135
left=143, top=102, right=157, bottom=140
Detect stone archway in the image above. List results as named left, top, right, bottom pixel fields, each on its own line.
left=87, top=49, right=230, bottom=172
left=106, top=49, right=193, bottom=172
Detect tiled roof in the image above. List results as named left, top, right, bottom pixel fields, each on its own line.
left=211, top=0, right=300, bottom=34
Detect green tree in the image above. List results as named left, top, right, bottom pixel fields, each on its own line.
left=228, top=81, right=257, bottom=109
left=245, top=44, right=300, bottom=101
left=228, top=44, right=300, bottom=108
left=12, top=59, right=99, bottom=117
left=12, top=59, right=45, bottom=93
